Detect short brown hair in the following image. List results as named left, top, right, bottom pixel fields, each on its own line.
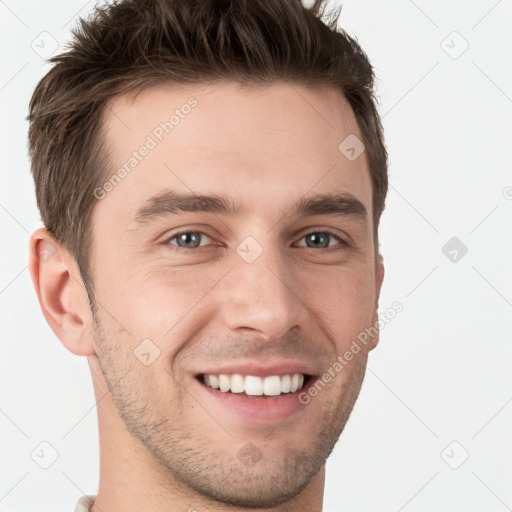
left=28, top=0, right=388, bottom=293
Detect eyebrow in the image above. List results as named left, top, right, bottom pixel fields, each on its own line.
left=132, top=189, right=367, bottom=226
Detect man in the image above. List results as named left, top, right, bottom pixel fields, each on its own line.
left=28, top=0, right=388, bottom=510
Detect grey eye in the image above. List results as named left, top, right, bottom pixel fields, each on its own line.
left=300, top=232, right=341, bottom=249
left=170, top=232, right=209, bottom=248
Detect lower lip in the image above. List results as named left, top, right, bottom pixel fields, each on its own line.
left=193, top=377, right=316, bottom=422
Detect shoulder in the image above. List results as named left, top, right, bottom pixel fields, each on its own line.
left=74, top=495, right=96, bottom=512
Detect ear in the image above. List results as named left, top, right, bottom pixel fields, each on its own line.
left=367, top=252, right=385, bottom=351
left=28, top=227, right=96, bottom=356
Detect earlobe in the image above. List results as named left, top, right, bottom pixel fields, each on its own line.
left=28, top=227, right=96, bottom=356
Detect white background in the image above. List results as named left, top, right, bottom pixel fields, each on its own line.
left=1, top=1, right=511, bottom=511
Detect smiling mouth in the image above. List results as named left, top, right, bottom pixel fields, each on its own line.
left=197, top=373, right=310, bottom=397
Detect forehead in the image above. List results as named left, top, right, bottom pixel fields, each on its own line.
left=96, top=81, right=372, bottom=228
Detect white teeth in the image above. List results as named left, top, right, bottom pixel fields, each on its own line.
left=281, top=374, right=291, bottom=393
left=290, top=374, right=299, bottom=393
left=219, top=374, right=231, bottom=392
left=208, top=375, right=219, bottom=389
left=245, top=376, right=263, bottom=396
left=263, top=376, right=282, bottom=396
left=230, top=374, right=244, bottom=393
left=202, top=373, right=307, bottom=396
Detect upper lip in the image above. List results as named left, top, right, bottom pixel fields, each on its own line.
left=195, top=360, right=318, bottom=378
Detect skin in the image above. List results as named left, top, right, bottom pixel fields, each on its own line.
left=29, top=81, right=384, bottom=511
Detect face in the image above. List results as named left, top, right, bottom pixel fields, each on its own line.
left=87, top=81, right=383, bottom=507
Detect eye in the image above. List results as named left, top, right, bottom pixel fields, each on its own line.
left=296, top=230, right=346, bottom=249
left=166, top=231, right=213, bottom=249
left=163, top=229, right=347, bottom=251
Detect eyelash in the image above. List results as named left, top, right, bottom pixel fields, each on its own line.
left=163, top=229, right=348, bottom=251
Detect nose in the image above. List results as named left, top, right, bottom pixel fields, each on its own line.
left=220, top=242, right=310, bottom=341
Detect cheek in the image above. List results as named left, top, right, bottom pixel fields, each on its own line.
left=301, top=264, right=376, bottom=346
left=95, top=263, right=228, bottom=357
